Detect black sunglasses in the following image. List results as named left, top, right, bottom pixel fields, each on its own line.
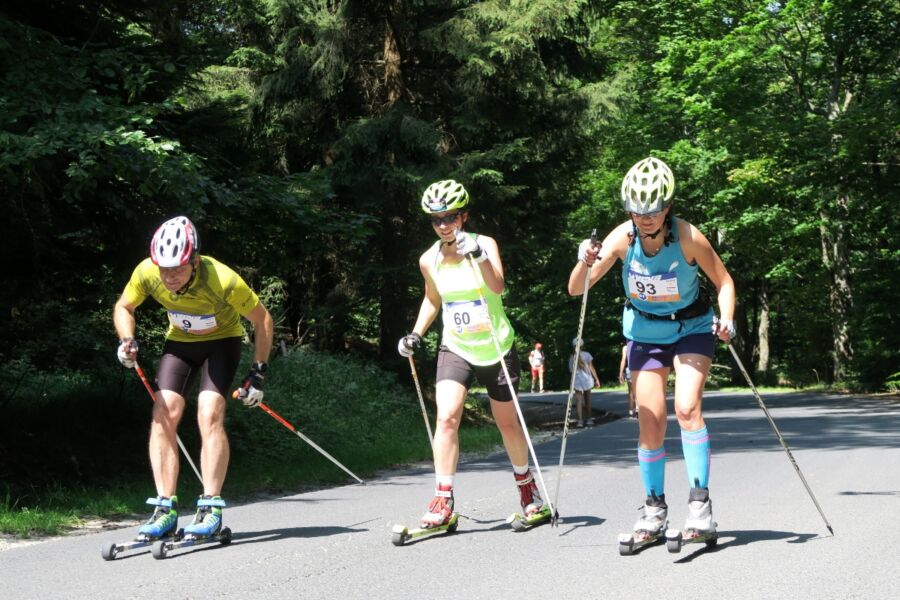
left=430, top=213, right=461, bottom=226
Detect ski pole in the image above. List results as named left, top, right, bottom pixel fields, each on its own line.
left=551, top=229, right=597, bottom=526
left=464, top=252, right=554, bottom=518
left=408, top=356, right=434, bottom=447
left=134, top=363, right=204, bottom=485
left=726, top=341, right=834, bottom=535
left=232, top=391, right=365, bottom=485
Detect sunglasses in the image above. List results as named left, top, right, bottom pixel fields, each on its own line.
left=430, top=213, right=461, bottom=226
left=631, top=209, right=665, bottom=218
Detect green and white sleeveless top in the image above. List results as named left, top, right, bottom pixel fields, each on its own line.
left=431, top=235, right=514, bottom=366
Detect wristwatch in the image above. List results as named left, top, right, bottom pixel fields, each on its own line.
left=253, top=361, right=268, bottom=375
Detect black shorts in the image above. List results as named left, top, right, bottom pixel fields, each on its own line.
left=436, top=346, right=520, bottom=402
left=157, top=337, right=243, bottom=397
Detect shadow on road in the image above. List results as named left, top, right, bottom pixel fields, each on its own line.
left=672, top=528, right=821, bottom=564
left=554, top=514, right=606, bottom=536
left=232, top=523, right=371, bottom=545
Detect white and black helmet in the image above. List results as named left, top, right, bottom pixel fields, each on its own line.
left=421, top=179, right=470, bottom=214
left=620, top=157, right=674, bottom=215
left=150, top=216, right=199, bottom=268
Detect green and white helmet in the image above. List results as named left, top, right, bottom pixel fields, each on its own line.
left=620, top=157, right=674, bottom=214
left=421, top=179, right=470, bottom=214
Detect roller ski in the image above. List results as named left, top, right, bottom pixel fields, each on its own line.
left=151, top=496, right=232, bottom=559
left=666, top=487, right=718, bottom=553
left=101, top=496, right=180, bottom=561
left=618, top=494, right=668, bottom=556
left=392, top=485, right=459, bottom=546
left=507, top=470, right=551, bottom=531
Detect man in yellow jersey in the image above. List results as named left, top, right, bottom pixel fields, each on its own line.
left=398, top=180, right=548, bottom=530
left=113, top=216, right=273, bottom=541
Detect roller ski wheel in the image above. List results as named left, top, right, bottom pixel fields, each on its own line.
left=617, top=529, right=665, bottom=556
left=391, top=513, right=459, bottom=546
left=506, top=505, right=552, bottom=532
left=101, top=532, right=182, bottom=561
left=151, top=526, right=232, bottom=559
left=665, top=526, right=718, bottom=553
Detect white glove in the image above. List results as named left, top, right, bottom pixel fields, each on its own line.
left=117, top=338, right=138, bottom=368
left=236, top=385, right=264, bottom=408
left=398, top=332, right=422, bottom=358
left=455, top=230, right=488, bottom=263
left=578, top=239, right=600, bottom=266
left=235, top=362, right=266, bottom=408
left=714, top=318, right=736, bottom=341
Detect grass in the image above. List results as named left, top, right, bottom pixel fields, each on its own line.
left=0, top=425, right=504, bottom=538
left=0, top=350, right=505, bottom=538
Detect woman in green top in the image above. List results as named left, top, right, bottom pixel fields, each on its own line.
left=398, top=180, right=543, bottom=528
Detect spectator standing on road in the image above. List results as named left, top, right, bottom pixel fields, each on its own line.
left=528, top=342, right=546, bottom=393
left=619, top=343, right=637, bottom=417
left=569, top=338, right=600, bottom=427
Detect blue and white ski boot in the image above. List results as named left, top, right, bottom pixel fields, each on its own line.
left=151, top=495, right=232, bottom=559
left=137, top=495, right=179, bottom=540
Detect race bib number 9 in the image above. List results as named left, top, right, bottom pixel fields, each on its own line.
left=627, top=270, right=681, bottom=303
left=445, top=299, right=491, bottom=335
left=167, top=311, right=218, bottom=334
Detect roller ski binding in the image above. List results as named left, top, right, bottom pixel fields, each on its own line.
left=618, top=494, right=668, bottom=556
left=666, top=487, right=718, bottom=553
left=151, top=495, right=232, bottom=559
left=392, top=485, right=459, bottom=546
left=101, top=496, right=180, bottom=561
left=507, top=470, right=551, bottom=531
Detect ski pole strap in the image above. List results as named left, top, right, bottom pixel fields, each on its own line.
left=625, top=286, right=712, bottom=321
left=197, top=496, right=226, bottom=508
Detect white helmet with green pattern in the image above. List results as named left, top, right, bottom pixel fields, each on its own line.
left=620, top=157, right=674, bottom=215
left=421, top=179, right=470, bottom=214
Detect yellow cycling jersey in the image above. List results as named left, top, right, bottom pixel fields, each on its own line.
left=121, top=256, right=259, bottom=342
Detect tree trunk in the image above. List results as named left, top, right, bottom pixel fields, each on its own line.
left=756, top=281, right=770, bottom=374
left=383, top=14, right=403, bottom=105
left=819, top=197, right=853, bottom=382
left=377, top=7, right=409, bottom=359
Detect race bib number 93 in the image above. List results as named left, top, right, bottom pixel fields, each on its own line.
left=627, top=270, right=681, bottom=303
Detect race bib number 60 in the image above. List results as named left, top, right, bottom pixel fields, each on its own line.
left=444, top=299, right=491, bottom=335
left=167, top=311, right=218, bottom=334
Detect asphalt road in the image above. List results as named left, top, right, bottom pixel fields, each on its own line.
left=2, top=390, right=898, bottom=600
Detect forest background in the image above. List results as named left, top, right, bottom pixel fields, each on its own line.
left=0, top=0, right=896, bottom=529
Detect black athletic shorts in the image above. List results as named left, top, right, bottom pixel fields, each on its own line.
left=156, top=337, right=243, bottom=397
left=435, top=345, right=520, bottom=402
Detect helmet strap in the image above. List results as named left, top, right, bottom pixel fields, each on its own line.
left=174, top=258, right=198, bottom=295
left=640, top=228, right=663, bottom=240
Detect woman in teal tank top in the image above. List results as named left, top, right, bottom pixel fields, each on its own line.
left=567, top=158, right=736, bottom=545
left=397, top=180, right=547, bottom=530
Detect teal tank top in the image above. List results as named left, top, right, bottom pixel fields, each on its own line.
left=621, top=217, right=713, bottom=344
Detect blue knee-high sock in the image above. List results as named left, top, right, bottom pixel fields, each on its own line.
left=681, top=426, right=711, bottom=489
left=637, top=446, right=666, bottom=498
